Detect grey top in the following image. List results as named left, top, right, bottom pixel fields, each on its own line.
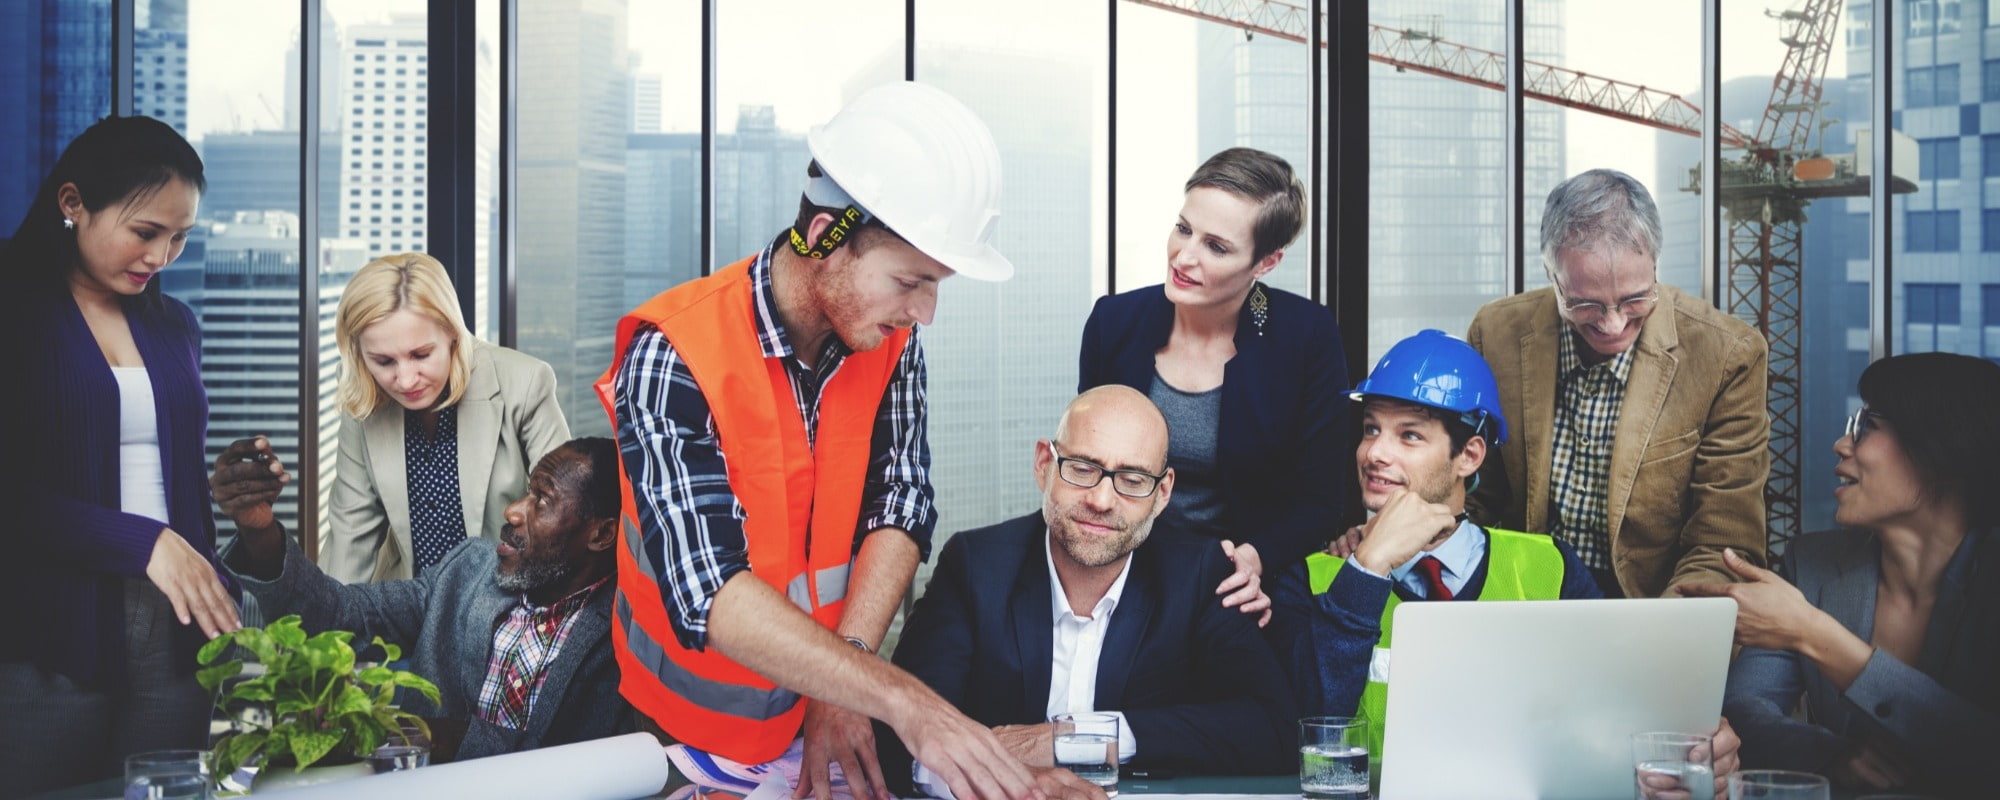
left=1722, top=527, right=1997, bottom=797
left=1148, top=370, right=1225, bottom=537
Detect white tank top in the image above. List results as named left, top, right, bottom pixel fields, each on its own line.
left=113, top=367, right=172, bottom=524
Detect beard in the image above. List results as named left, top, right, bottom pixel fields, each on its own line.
left=1045, top=498, right=1156, bottom=568
left=496, top=552, right=574, bottom=595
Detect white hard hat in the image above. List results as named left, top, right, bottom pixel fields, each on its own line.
left=805, top=81, right=1013, bottom=282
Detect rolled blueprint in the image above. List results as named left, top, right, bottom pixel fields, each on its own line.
left=263, top=733, right=671, bottom=799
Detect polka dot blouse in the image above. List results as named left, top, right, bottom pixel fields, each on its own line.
left=405, top=405, right=469, bottom=574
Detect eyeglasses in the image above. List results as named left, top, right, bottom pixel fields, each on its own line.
left=1049, top=443, right=1166, bottom=499
left=1844, top=407, right=1887, bottom=445
left=1551, top=278, right=1659, bottom=324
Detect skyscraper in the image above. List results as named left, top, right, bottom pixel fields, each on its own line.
left=195, top=211, right=365, bottom=541
left=517, top=0, right=631, bottom=439
left=0, top=0, right=112, bottom=235
left=134, top=25, right=188, bottom=132
left=338, top=14, right=430, bottom=260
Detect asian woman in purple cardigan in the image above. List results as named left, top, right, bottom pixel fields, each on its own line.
left=0, top=116, right=276, bottom=792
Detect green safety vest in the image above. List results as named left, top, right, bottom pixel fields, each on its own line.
left=1304, top=528, right=1566, bottom=767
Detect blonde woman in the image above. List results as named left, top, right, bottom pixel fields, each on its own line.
left=324, top=253, right=570, bottom=582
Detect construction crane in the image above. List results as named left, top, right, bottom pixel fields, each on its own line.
left=1126, top=0, right=1916, bottom=553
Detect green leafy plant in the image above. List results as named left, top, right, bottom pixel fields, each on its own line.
left=196, top=615, right=440, bottom=781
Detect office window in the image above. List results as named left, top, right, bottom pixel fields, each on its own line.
left=1919, top=137, right=1961, bottom=179
left=1984, top=284, right=2000, bottom=360
left=1985, top=209, right=2000, bottom=251
left=1907, top=209, right=1961, bottom=251
left=1905, top=282, right=1962, bottom=351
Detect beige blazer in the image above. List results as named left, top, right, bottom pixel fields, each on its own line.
left=1465, top=284, right=1770, bottom=597
left=322, top=341, right=571, bottom=582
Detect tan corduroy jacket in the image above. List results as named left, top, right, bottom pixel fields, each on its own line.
left=321, top=341, right=571, bottom=583
left=1465, top=284, right=1770, bottom=597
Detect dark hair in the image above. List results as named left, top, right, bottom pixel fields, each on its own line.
left=1856, top=352, right=2000, bottom=527
left=790, top=160, right=902, bottom=258
left=1183, top=147, right=1306, bottom=264
left=0, top=115, right=205, bottom=296
left=558, top=437, right=623, bottom=522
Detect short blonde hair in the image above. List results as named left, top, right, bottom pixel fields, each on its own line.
left=335, top=253, right=475, bottom=418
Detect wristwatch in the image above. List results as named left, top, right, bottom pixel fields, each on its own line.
left=842, top=635, right=874, bottom=655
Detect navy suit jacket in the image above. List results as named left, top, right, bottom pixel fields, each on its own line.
left=1723, top=528, right=1997, bottom=797
left=880, top=513, right=1295, bottom=793
left=1078, top=284, right=1348, bottom=569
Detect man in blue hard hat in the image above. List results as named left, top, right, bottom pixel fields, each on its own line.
left=1267, top=329, right=1602, bottom=763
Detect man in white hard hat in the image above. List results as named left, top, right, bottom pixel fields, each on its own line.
left=598, top=82, right=1069, bottom=800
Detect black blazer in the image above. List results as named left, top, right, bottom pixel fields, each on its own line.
left=880, top=513, right=1295, bottom=792
left=1078, top=284, right=1349, bottom=569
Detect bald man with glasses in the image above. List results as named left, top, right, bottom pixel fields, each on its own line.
left=876, top=386, right=1295, bottom=797
left=1462, top=168, right=1773, bottom=598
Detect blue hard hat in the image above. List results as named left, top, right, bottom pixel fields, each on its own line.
left=1350, top=329, right=1509, bottom=445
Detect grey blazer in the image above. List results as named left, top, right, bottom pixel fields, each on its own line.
left=225, top=535, right=630, bottom=760
left=323, top=341, right=570, bottom=583
left=1723, top=527, right=1997, bottom=797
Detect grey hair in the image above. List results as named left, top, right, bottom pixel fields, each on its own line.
left=1538, top=169, right=1662, bottom=278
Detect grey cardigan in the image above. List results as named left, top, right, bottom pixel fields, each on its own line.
left=224, top=535, right=629, bottom=760
left=1722, top=527, right=1996, bottom=796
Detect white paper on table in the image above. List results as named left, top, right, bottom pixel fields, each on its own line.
left=665, top=737, right=851, bottom=800
left=258, top=732, right=670, bottom=799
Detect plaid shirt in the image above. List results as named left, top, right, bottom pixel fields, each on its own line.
left=1546, top=331, right=1635, bottom=571
left=475, top=576, right=611, bottom=730
left=612, top=242, right=937, bottom=651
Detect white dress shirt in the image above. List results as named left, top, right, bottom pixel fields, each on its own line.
left=113, top=367, right=171, bottom=524
left=913, top=532, right=1141, bottom=798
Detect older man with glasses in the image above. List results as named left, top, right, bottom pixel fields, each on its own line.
left=1461, top=168, right=1773, bottom=598
left=875, top=385, right=1296, bottom=797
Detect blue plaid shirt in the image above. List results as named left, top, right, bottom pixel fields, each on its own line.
left=612, top=243, right=937, bottom=650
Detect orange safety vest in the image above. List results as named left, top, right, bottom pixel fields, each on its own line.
left=594, top=255, right=910, bottom=764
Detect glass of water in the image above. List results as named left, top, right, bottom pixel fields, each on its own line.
left=125, top=749, right=210, bottom=800
left=1052, top=712, right=1120, bottom=796
left=367, top=724, right=432, bottom=773
left=1631, top=732, right=1715, bottom=800
left=1728, top=770, right=1829, bottom=800
left=1299, top=716, right=1369, bottom=799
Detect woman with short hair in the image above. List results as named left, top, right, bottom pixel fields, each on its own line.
left=1079, top=147, right=1349, bottom=625
left=1685, top=352, right=2000, bottom=797
left=323, top=253, right=570, bottom=582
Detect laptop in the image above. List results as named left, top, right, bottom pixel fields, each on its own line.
left=1377, top=597, right=1737, bottom=800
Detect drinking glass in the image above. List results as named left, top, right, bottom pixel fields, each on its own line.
left=125, top=749, right=210, bottom=800
left=1299, top=716, right=1369, bottom=799
left=1052, top=712, right=1120, bottom=795
left=366, top=724, right=431, bottom=773
left=1728, top=770, right=1829, bottom=800
left=1631, top=732, right=1714, bottom=800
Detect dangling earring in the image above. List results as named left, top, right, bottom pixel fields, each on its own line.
left=1249, top=283, right=1269, bottom=336
left=62, top=217, right=75, bottom=230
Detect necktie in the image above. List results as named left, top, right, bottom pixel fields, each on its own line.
left=1414, top=555, right=1454, bottom=601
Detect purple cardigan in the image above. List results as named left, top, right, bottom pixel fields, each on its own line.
left=3, top=283, right=232, bottom=688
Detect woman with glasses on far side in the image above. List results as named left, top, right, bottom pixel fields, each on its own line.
left=1078, top=147, right=1348, bottom=627
left=1682, top=353, right=2000, bottom=799
left=322, top=253, right=570, bottom=583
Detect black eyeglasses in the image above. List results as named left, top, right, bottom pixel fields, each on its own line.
left=1845, top=407, right=1887, bottom=445
left=1049, top=443, right=1166, bottom=499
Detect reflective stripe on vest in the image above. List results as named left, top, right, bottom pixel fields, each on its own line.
left=595, top=255, right=908, bottom=764
left=1303, top=528, right=1565, bottom=766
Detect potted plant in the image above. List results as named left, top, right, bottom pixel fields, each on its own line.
left=196, top=615, right=440, bottom=790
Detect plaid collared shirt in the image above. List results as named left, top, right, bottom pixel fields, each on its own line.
left=475, top=576, right=610, bottom=730
left=612, top=242, right=937, bottom=651
left=1546, top=331, right=1635, bottom=571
